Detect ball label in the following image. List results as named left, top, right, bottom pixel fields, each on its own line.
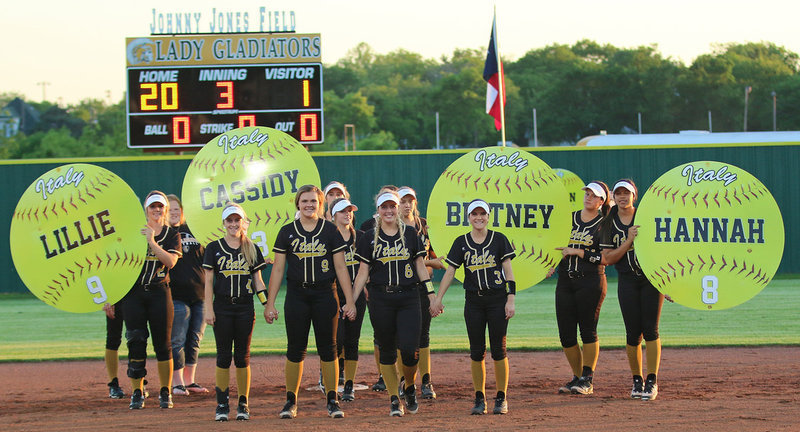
left=635, top=161, right=784, bottom=310
left=10, top=164, right=146, bottom=313
left=182, top=126, right=320, bottom=258
left=427, top=147, right=572, bottom=290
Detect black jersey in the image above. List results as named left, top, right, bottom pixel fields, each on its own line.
left=273, top=218, right=347, bottom=283
left=137, top=225, right=182, bottom=286
left=413, top=216, right=436, bottom=260
left=359, top=216, right=377, bottom=233
left=341, top=229, right=363, bottom=282
left=599, top=210, right=643, bottom=275
left=557, top=210, right=605, bottom=274
left=445, top=230, right=515, bottom=291
left=170, top=224, right=205, bottom=303
left=355, top=224, right=426, bottom=286
left=203, top=238, right=267, bottom=299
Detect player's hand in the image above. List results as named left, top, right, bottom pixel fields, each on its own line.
left=140, top=225, right=155, bottom=242
left=505, top=296, right=515, bottom=320
left=341, top=302, right=357, bottom=321
left=265, top=256, right=274, bottom=265
left=430, top=299, right=443, bottom=317
left=205, top=308, right=215, bottom=326
left=265, top=306, right=279, bottom=324
left=546, top=267, right=557, bottom=278
left=102, top=303, right=115, bottom=319
left=664, top=294, right=675, bottom=303
left=627, top=225, right=640, bottom=241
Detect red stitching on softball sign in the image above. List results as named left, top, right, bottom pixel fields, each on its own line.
left=181, top=126, right=320, bottom=262
left=10, top=164, right=146, bottom=313
left=426, top=147, right=572, bottom=292
left=635, top=161, right=784, bottom=310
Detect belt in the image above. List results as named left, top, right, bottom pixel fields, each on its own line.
left=140, top=281, right=167, bottom=291
left=217, top=295, right=251, bottom=305
left=289, top=279, right=333, bottom=290
left=368, top=283, right=417, bottom=294
left=567, top=271, right=585, bottom=279
left=467, top=288, right=506, bottom=297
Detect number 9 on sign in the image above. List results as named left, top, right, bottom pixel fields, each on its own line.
left=701, top=275, right=718, bottom=305
left=87, top=276, right=108, bottom=305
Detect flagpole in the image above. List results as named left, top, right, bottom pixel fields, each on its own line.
left=494, top=7, right=507, bottom=147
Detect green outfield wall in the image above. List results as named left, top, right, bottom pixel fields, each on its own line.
left=2, top=143, right=797, bottom=293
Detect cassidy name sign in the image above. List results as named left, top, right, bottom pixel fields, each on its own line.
left=149, top=8, right=296, bottom=34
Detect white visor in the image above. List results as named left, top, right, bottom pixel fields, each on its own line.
left=613, top=181, right=636, bottom=197
left=331, top=199, right=358, bottom=216
left=398, top=187, right=416, bottom=200
left=376, top=192, right=400, bottom=208
left=582, top=182, right=607, bottom=201
left=221, top=206, right=246, bottom=221
left=467, top=199, right=491, bottom=215
left=324, top=181, right=346, bottom=196
left=145, top=194, right=167, bottom=208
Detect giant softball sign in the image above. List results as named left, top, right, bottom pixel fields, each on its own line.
left=181, top=126, right=320, bottom=260
left=635, top=161, right=784, bottom=310
left=427, top=147, right=572, bottom=290
left=10, top=164, right=146, bottom=312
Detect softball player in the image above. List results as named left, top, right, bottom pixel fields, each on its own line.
left=166, top=194, right=208, bottom=396
left=398, top=186, right=444, bottom=399
left=264, top=184, right=357, bottom=419
left=323, top=181, right=349, bottom=221
left=122, top=191, right=181, bottom=410
left=102, top=300, right=125, bottom=399
left=430, top=199, right=516, bottom=415
left=329, top=197, right=367, bottom=402
left=203, top=203, right=267, bottom=421
left=352, top=190, right=433, bottom=417
left=599, top=179, right=667, bottom=401
left=549, top=181, right=610, bottom=396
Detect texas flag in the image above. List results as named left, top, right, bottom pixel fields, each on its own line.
left=483, top=14, right=505, bottom=131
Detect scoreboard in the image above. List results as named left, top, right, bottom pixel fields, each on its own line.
left=125, top=33, right=323, bottom=148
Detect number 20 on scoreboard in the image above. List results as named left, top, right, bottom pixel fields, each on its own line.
left=126, top=63, right=324, bottom=148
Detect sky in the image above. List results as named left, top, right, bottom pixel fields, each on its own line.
left=4, top=0, right=800, bottom=105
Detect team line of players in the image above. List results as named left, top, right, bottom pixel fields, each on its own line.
left=103, top=178, right=666, bottom=420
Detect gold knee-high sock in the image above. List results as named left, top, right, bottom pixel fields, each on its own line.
left=321, top=360, right=338, bottom=397
left=645, top=339, right=662, bottom=376
left=562, top=345, right=583, bottom=377
left=396, top=349, right=402, bottom=380
left=419, top=347, right=431, bottom=378
left=157, top=359, right=173, bottom=389
left=374, top=345, right=381, bottom=375
left=235, top=366, right=251, bottom=400
left=130, top=377, right=144, bottom=392
left=494, top=358, right=509, bottom=394
left=380, top=364, right=400, bottom=397
left=285, top=360, right=303, bottom=398
left=216, top=367, right=231, bottom=391
left=582, top=342, right=599, bottom=372
left=344, top=359, right=358, bottom=382
left=105, top=349, right=118, bottom=381
left=471, top=360, right=486, bottom=394
left=626, top=344, right=643, bottom=376
left=401, top=363, right=418, bottom=390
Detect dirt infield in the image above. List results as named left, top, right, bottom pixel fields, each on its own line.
left=2, top=346, right=798, bottom=431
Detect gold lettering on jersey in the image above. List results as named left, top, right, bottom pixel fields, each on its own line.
left=216, top=254, right=250, bottom=277
left=570, top=229, right=594, bottom=247
left=290, top=237, right=328, bottom=259
left=344, top=246, right=358, bottom=267
left=464, top=249, right=497, bottom=272
left=374, top=243, right=410, bottom=264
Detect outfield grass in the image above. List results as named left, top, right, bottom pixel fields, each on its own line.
left=1, top=278, right=799, bottom=362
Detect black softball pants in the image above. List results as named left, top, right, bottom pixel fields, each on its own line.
left=464, top=290, right=509, bottom=362
left=418, top=288, right=432, bottom=349
left=106, top=300, right=125, bottom=350
left=284, top=281, right=339, bottom=363
left=555, top=272, right=607, bottom=348
left=618, top=272, right=664, bottom=346
left=122, top=283, right=173, bottom=378
left=337, top=289, right=367, bottom=361
left=367, top=286, right=421, bottom=367
left=213, top=302, right=255, bottom=368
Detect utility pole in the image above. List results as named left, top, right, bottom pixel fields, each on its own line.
left=37, top=81, right=51, bottom=101
left=743, top=86, right=752, bottom=132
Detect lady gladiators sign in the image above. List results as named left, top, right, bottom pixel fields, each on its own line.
left=427, top=147, right=572, bottom=291
left=635, top=161, right=784, bottom=310
left=181, top=126, right=320, bottom=260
